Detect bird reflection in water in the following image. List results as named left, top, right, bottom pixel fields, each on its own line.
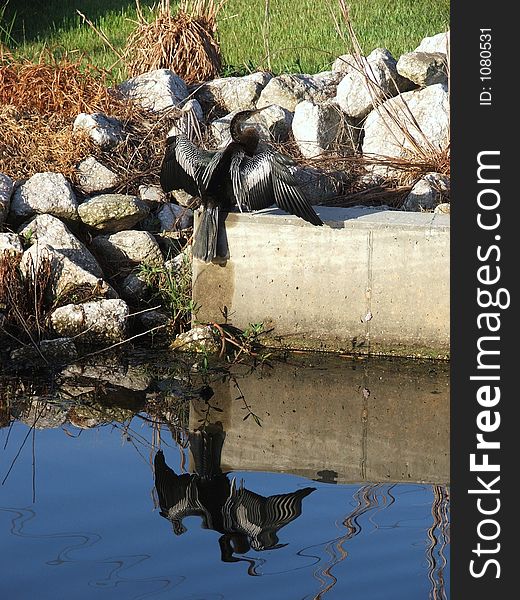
left=154, top=424, right=315, bottom=567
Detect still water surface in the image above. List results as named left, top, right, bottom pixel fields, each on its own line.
left=0, top=353, right=449, bottom=599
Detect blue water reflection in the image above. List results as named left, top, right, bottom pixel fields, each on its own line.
left=1, top=416, right=449, bottom=600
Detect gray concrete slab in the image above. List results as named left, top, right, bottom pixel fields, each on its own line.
left=192, top=207, right=450, bottom=358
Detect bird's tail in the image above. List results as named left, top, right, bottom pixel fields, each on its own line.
left=192, top=206, right=220, bottom=262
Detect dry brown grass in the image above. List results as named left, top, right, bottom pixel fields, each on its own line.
left=124, top=0, right=223, bottom=84
left=0, top=250, right=53, bottom=346
left=0, top=48, right=131, bottom=180
left=0, top=48, right=121, bottom=117
left=0, top=47, right=181, bottom=188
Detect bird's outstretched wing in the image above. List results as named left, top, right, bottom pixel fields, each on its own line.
left=231, top=148, right=323, bottom=226
left=160, top=134, right=224, bottom=197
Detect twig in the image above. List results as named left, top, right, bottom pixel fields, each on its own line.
left=77, top=324, right=167, bottom=361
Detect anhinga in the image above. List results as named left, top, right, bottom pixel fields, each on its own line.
left=160, top=107, right=324, bottom=262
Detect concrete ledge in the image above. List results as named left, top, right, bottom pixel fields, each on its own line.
left=192, top=206, right=450, bottom=358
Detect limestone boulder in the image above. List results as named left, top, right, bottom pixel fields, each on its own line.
left=78, top=194, right=150, bottom=233
left=51, top=299, right=129, bottom=343
left=9, top=338, right=78, bottom=367
left=118, top=69, right=189, bottom=112
left=335, top=48, right=414, bottom=120
left=10, top=172, right=78, bottom=221
left=18, top=214, right=103, bottom=278
left=362, top=83, right=450, bottom=176
left=157, top=203, right=194, bottom=231
left=0, top=232, right=23, bottom=257
left=138, top=184, right=167, bottom=206
left=19, top=242, right=114, bottom=299
left=76, top=156, right=120, bottom=194
left=90, top=230, right=164, bottom=274
left=196, top=72, right=272, bottom=112
left=332, top=54, right=357, bottom=75
left=257, top=72, right=340, bottom=112
left=292, top=100, right=354, bottom=158
left=73, top=113, right=123, bottom=148
left=171, top=324, right=221, bottom=353
left=397, top=52, right=448, bottom=87
left=415, top=31, right=450, bottom=55
left=402, top=173, right=450, bottom=211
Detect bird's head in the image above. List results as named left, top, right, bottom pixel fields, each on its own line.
left=229, top=105, right=274, bottom=144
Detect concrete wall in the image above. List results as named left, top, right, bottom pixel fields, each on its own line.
left=192, top=207, right=450, bottom=358
left=189, top=355, right=450, bottom=484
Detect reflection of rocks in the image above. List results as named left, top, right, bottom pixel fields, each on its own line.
left=9, top=338, right=78, bottom=366
left=61, top=362, right=153, bottom=392
left=67, top=403, right=136, bottom=428
left=154, top=428, right=315, bottom=564
left=12, top=400, right=68, bottom=429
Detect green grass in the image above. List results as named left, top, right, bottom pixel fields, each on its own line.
left=2, top=0, right=449, bottom=77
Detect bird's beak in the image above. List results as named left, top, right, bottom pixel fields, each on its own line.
left=252, top=104, right=274, bottom=114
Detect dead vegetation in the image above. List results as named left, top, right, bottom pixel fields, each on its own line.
left=0, top=250, right=53, bottom=346
left=0, top=46, right=181, bottom=190
left=0, top=0, right=448, bottom=203
left=123, top=0, right=223, bottom=84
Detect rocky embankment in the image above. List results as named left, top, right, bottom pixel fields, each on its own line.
left=0, top=31, right=450, bottom=362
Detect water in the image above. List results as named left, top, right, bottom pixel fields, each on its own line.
left=0, top=353, right=450, bottom=599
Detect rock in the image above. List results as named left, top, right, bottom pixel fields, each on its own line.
left=120, top=271, right=150, bottom=301
left=73, top=113, right=123, bottom=148
left=138, top=184, right=166, bottom=206
left=18, top=214, right=103, bottom=278
left=415, top=31, right=450, bottom=55
left=332, top=54, right=357, bottom=74
left=434, top=202, right=450, bottom=215
left=90, top=230, right=164, bottom=274
left=292, top=164, right=345, bottom=203
left=157, top=203, right=194, bottom=231
left=335, top=48, right=414, bottom=120
left=9, top=338, right=78, bottom=367
left=171, top=324, right=221, bottom=353
left=118, top=69, right=189, bottom=112
left=309, top=70, right=344, bottom=98
left=0, top=173, right=14, bottom=225
left=0, top=232, right=23, bottom=257
left=402, top=173, right=450, bottom=211
left=257, top=73, right=337, bottom=112
left=61, top=362, right=153, bottom=392
left=78, top=194, right=150, bottom=233
left=362, top=84, right=450, bottom=176
left=196, top=72, right=272, bottom=112
left=169, top=188, right=198, bottom=208
left=397, top=52, right=448, bottom=87
left=76, top=156, right=120, bottom=194
left=51, top=298, right=129, bottom=343
left=20, top=242, right=114, bottom=299
left=292, top=100, right=353, bottom=158
left=253, top=104, right=293, bottom=142
left=11, top=396, right=70, bottom=428
left=10, top=172, right=78, bottom=221
left=67, top=404, right=136, bottom=428
left=138, top=308, right=171, bottom=329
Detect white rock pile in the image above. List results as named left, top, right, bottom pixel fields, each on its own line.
left=0, top=31, right=450, bottom=360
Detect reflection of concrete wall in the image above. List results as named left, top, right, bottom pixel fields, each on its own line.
left=190, top=356, right=449, bottom=484
left=192, top=207, right=450, bottom=358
